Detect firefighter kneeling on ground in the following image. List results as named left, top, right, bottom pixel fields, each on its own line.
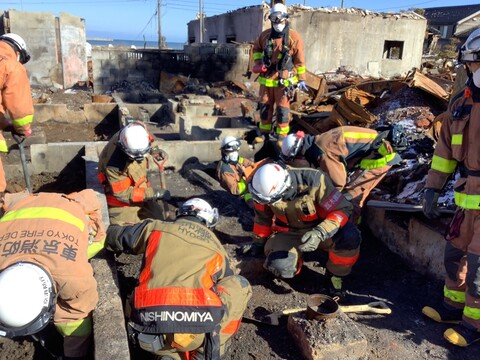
left=0, top=190, right=106, bottom=359
left=98, top=120, right=171, bottom=225
left=280, top=126, right=403, bottom=224
left=244, top=162, right=361, bottom=300
left=105, top=198, right=252, bottom=360
left=421, top=28, right=480, bottom=347
left=216, top=136, right=255, bottom=209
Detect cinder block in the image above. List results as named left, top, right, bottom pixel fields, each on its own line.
left=288, top=310, right=367, bottom=360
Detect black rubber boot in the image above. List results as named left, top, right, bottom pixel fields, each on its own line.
left=422, top=304, right=462, bottom=324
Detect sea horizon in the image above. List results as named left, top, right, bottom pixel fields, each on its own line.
left=87, top=38, right=185, bottom=50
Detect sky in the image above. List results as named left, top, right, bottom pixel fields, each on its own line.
left=3, top=0, right=478, bottom=43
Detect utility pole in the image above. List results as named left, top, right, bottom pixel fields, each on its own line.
left=199, top=0, right=203, bottom=43
left=158, top=0, right=162, bottom=49
left=341, top=0, right=344, bottom=8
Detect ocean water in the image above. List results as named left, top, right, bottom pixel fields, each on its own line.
left=87, top=39, right=185, bottom=50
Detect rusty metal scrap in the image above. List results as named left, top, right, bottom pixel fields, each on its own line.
left=328, top=87, right=377, bottom=126
left=404, top=68, right=449, bottom=102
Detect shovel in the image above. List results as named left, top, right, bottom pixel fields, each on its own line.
left=244, top=301, right=392, bottom=326
left=12, top=134, right=32, bottom=193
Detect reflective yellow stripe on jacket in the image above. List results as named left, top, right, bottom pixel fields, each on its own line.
left=444, top=285, right=465, bottom=304
left=464, top=306, right=480, bottom=321
left=258, top=75, right=299, bottom=88
left=12, top=114, right=34, bottom=127
left=0, top=207, right=85, bottom=231
left=454, top=192, right=480, bottom=210
left=343, top=131, right=377, bottom=140
left=359, top=153, right=398, bottom=170
left=0, top=139, right=7, bottom=153
left=55, top=317, right=92, bottom=336
left=431, top=155, right=457, bottom=174
left=253, top=52, right=263, bottom=61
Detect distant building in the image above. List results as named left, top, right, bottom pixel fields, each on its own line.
left=187, top=5, right=427, bottom=78
left=423, top=4, right=480, bottom=47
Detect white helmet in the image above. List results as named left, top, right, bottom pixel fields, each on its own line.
left=459, top=28, right=480, bottom=63
left=0, top=33, right=31, bottom=64
left=177, top=198, right=219, bottom=228
left=0, top=262, right=55, bottom=337
left=280, top=131, right=305, bottom=162
left=118, top=122, right=151, bottom=161
left=221, top=136, right=241, bottom=152
left=269, top=3, right=289, bottom=24
left=248, top=163, right=291, bottom=204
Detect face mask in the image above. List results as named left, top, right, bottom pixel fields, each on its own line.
left=272, top=22, right=286, bottom=33
left=473, top=68, right=480, bottom=88
left=225, top=152, right=239, bottom=163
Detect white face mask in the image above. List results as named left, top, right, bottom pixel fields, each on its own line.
left=272, top=22, right=286, bottom=33
left=473, top=68, right=480, bottom=88
left=225, top=152, right=239, bottom=163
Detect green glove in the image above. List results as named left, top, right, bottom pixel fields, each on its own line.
left=422, top=188, right=440, bottom=219
left=299, top=227, right=328, bottom=252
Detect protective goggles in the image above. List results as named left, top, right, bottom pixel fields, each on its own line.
left=222, top=141, right=241, bottom=152
left=269, top=12, right=288, bottom=24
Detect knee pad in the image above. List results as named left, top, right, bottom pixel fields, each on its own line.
left=276, top=106, right=290, bottom=125
left=333, top=222, right=362, bottom=251
left=264, top=251, right=298, bottom=279
left=259, top=103, right=270, bottom=121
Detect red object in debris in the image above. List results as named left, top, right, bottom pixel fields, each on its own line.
left=252, top=64, right=268, bottom=74
left=465, top=87, right=472, bottom=98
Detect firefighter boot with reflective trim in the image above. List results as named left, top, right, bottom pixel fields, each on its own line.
left=422, top=304, right=462, bottom=324
left=444, top=325, right=480, bottom=347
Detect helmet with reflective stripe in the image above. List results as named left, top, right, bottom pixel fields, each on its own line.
left=269, top=3, right=289, bottom=24
left=0, top=33, right=31, bottom=64
left=118, top=122, right=151, bottom=161
left=248, top=163, right=291, bottom=204
left=459, top=28, right=480, bottom=63
left=280, top=131, right=304, bottom=162
left=220, top=136, right=241, bottom=152
left=0, top=262, right=55, bottom=337
left=177, top=198, right=219, bottom=228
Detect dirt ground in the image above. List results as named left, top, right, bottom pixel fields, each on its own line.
left=2, top=87, right=480, bottom=360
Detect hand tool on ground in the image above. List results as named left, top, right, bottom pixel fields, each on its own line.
left=12, top=133, right=32, bottom=193
left=244, top=300, right=392, bottom=326
left=366, top=200, right=455, bottom=215
left=152, top=152, right=170, bottom=220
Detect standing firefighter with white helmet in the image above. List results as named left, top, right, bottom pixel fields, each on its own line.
left=252, top=3, right=307, bottom=147
left=0, top=33, right=34, bottom=195
left=105, top=198, right=252, bottom=360
left=422, top=28, right=480, bottom=347
left=98, top=121, right=171, bottom=225
left=246, top=162, right=361, bottom=300
left=0, top=190, right=106, bottom=358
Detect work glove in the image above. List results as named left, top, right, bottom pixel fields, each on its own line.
left=299, top=227, right=328, bottom=252
left=422, top=188, right=441, bottom=219
left=150, top=188, right=171, bottom=201
left=240, top=241, right=265, bottom=258
left=297, top=81, right=308, bottom=92
left=150, top=146, right=167, bottom=161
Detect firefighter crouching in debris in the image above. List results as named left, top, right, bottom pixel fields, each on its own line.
left=0, top=33, right=34, bottom=194
left=246, top=162, right=361, bottom=299
left=280, top=126, right=403, bottom=224
left=105, top=198, right=252, bottom=360
left=252, top=3, right=307, bottom=146
left=0, top=190, right=106, bottom=359
left=421, top=28, right=480, bottom=348
left=216, top=136, right=255, bottom=208
left=98, top=121, right=171, bottom=225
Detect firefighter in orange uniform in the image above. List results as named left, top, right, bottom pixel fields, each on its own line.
left=280, top=127, right=402, bottom=223
left=422, top=28, right=480, bottom=347
left=0, top=189, right=106, bottom=359
left=247, top=163, right=361, bottom=299
left=0, top=33, right=34, bottom=193
left=98, top=121, right=171, bottom=225
left=252, top=3, right=307, bottom=145
left=106, top=198, right=252, bottom=360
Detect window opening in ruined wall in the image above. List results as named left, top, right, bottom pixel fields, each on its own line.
left=383, top=41, right=404, bottom=60
left=210, top=37, right=218, bottom=43
left=226, top=35, right=236, bottom=44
